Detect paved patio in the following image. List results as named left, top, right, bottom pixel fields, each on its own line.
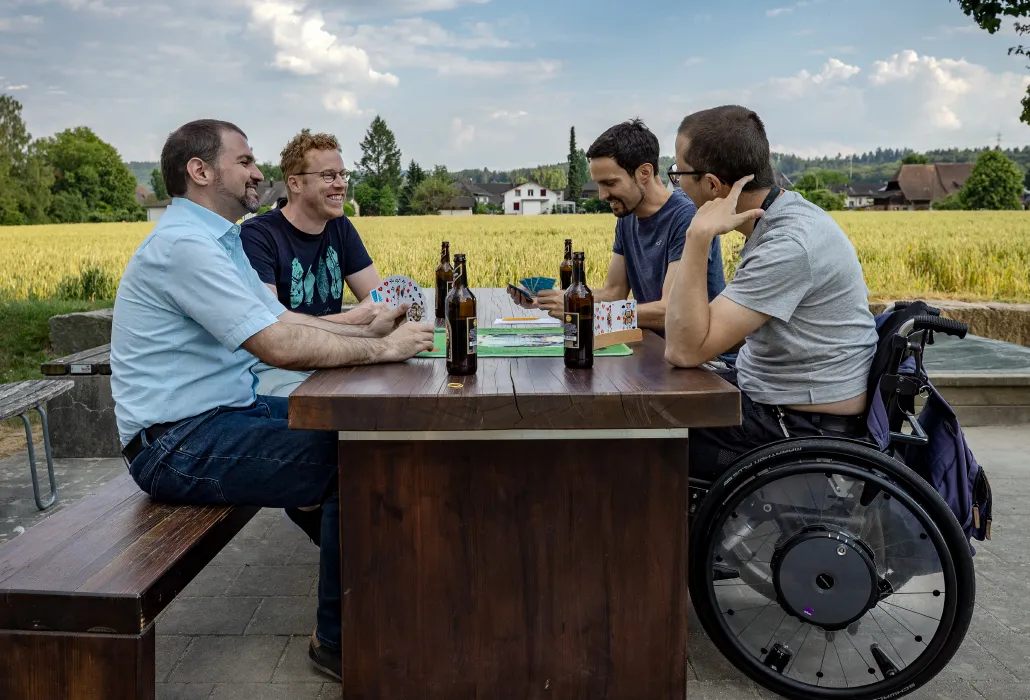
left=0, top=425, right=1027, bottom=700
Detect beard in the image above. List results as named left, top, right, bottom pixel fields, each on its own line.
left=609, top=182, right=646, bottom=218
left=214, top=167, right=260, bottom=215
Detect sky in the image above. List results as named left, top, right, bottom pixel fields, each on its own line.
left=2, top=0, right=1030, bottom=172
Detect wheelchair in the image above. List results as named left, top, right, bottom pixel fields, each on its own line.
left=686, top=301, right=986, bottom=700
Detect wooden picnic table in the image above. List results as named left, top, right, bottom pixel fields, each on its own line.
left=289, top=287, right=741, bottom=700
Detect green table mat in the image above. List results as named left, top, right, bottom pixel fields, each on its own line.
left=419, top=328, right=633, bottom=358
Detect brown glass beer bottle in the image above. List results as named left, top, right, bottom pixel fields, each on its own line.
left=435, top=241, right=453, bottom=319
left=559, top=238, right=573, bottom=289
left=563, top=251, right=593, bottom=369
left=445, top=253, right=477, bottom=375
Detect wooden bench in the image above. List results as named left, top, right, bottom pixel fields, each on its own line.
left=0, top=471, right=258, bottom=700
left=0, top=379, right=75, bottom=510
left=38, top=345, right=120, bottom=458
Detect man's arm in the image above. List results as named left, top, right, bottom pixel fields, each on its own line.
left=243, top=316, right=434, bottom=370
left=344, top=263, right=382, bottom=302
left=534, top=253, right=631, bottom=315
left=664, top=234, right=769, bottom=367
left=664, top=176, right=773, bottom=367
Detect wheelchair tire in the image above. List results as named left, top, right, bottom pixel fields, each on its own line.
left=688, top=437, right=975, bottom=700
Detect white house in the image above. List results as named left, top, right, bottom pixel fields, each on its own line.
left=503, top=181, right=566, bottom=215
left=144, top=199, right=170, bottom=222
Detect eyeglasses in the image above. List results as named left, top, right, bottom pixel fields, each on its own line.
left=295, top=169, right=350, bottom=184
left=667, top=165, right=722, bottom=187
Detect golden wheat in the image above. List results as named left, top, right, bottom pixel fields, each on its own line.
left=2, top=212, right=1029, bottom=303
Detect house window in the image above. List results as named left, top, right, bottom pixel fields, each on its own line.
left=514, top=202, right=520, bottom=211
left=515, top=189, right=521, bottom=196
left=541, top=188, right=546, bottom=196
left=528, top=189, right=534, bottom=196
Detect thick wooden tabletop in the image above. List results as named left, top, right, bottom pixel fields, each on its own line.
left=289, top=288, right=740, bottom=432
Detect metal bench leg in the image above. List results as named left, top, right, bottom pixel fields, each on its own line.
left=21, top=407, right=57, bottom=510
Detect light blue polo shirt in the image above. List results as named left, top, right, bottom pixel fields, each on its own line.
left=110, top=197, right=287, bottom=446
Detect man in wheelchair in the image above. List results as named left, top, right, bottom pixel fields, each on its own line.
left=664, top=104, right=878, bottom=476
left=661, top=105, right=991, bottom=700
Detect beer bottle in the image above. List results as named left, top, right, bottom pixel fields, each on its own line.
left=435, top=241, right=453, bottom=319
left=445, top=253, right=478, bottom=375
left=559, top=238, right=573, bottom=289
left=563, top=251, right=593, bottom=369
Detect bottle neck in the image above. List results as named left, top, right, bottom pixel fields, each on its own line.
left=572, top=259, right=584, bottom=285
left=564, top=241, right=572, bottom=259
left=453, top=259, right=468, bottom=287
left=441, top=245, right=449, bottom=262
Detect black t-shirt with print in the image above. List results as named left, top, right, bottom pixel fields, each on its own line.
left=240, top=208, right=373, bottom=316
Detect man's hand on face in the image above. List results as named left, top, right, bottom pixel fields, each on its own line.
left=687, top=174, right=766, bottom=240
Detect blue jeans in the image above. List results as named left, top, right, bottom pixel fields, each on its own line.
left=125, top=396, right=341, bottom=650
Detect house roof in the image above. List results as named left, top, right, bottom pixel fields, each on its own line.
left=446, top=196, right=477, bottom=210
left=478, top=182, right=512, bottom=195
left=257, top=181, right=288, bottom=208
left=875, top=163, right=973, bottom=202
left=143, top=198, right=171, bottom=208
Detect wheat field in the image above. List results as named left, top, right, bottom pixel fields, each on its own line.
left=2, top=212, right=1029, bottom=303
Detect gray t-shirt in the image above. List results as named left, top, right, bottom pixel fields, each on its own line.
left=722, top=190, right=877, bottom=406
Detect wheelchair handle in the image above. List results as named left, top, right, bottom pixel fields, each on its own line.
left=892, top=301, right=942, bottom=315
left=913, top=314, right=967, bottom=339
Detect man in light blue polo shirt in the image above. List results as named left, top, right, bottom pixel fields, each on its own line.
left=110, top=118, right=434, bottom=682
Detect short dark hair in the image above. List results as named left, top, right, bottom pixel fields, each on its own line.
left=585, top=118, right=660, bottom=178
left=160, top=119, right=247, bottom=198
left=677, top=105, right=775, bottom=191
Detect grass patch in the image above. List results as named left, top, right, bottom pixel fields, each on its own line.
left=0, top=299, right=113, bottom=384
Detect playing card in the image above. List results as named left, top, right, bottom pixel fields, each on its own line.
left=623, top=300, right=638, bottom=329
left=594, top=302, right=612, bottom=334
left=382, top=274, right=426, bottom=322
left=612, top=301, right=627, bottom=332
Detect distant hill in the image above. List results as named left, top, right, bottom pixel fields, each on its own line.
left=126, top=161, right=159, bottom=187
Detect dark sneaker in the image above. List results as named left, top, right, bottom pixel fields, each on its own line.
left=308, top=633, right=342, bottom=681
left=284, top=506, right=322, bottom=546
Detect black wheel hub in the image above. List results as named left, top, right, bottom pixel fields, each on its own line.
left=771, top=525, right=879, bottom=631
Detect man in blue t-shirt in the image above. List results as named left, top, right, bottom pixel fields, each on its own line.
left=512, top=118, right=725, bottom=335
left=241, top=131, right=385, bottom=396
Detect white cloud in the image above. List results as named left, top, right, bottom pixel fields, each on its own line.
left=767, top=7, right=793, bottom=17
left=684, top=56, right=706, bottom=66
left=5, top=84, right=29, bottom=90
left=323, top=91, right=368, bottom=116
left=769, top=57, right=861, bottom=99
left=490, top=109, right=528, bottom=120
left=869, top=50, right=975, bottom=129
left=248, top=0, right=398, bottom=87
left=451, top=117, right=474, bottom=149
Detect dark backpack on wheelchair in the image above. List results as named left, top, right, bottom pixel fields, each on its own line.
left=686, top=300, right=992, bottom=700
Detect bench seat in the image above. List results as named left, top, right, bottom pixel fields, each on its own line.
left=0, top=471, right=258, bottom=700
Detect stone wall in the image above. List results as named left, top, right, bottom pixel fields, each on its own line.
left=48, top=308, right=114, bottom=355
left=870, top=301, right=1030, bottom=348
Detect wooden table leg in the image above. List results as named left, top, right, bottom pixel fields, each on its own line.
left=337, top=437, right=688, bottom=700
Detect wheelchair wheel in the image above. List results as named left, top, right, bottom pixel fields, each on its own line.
left=688, top=437, right=975, bottom=700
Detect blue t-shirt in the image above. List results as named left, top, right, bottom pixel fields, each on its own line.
left=240, top=207, right=374, bottom=316
left=613, top=188, right=725, bottom=304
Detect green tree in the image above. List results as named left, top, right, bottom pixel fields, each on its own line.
left=410, top=177, right=462, bottom=215
left=802, top=189, right=847, bottom=211
left=258, top=162, right=282, bottom=181
left=902, top=152, right=930, bottom=164
left=357, top=115, right=403, bottom=193
left=956, top=1, right=1030, bottom=123
left=398, top=160, right=426, bottom=215
left=933, top=193, right=966, bottom=210
left=38, top=126, right=144, bottom=222
left=0, top=94, right=53, bottom=225
left=793, top=169, right=848, bottom=191
left=566, top=127, right=583, bottom=202
left=958, top=149, right=1025, bottom=209
left=150, top=168, right=168, bottom=200
left=375, top=186, right=397, bottom=216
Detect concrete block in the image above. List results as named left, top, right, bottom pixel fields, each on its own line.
left=45, top=374, right=121, bottom=458
left=48, top=308, right=113, bottom=356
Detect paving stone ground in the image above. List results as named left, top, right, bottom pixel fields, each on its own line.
left=0, top=426, right=1027, bottom=700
